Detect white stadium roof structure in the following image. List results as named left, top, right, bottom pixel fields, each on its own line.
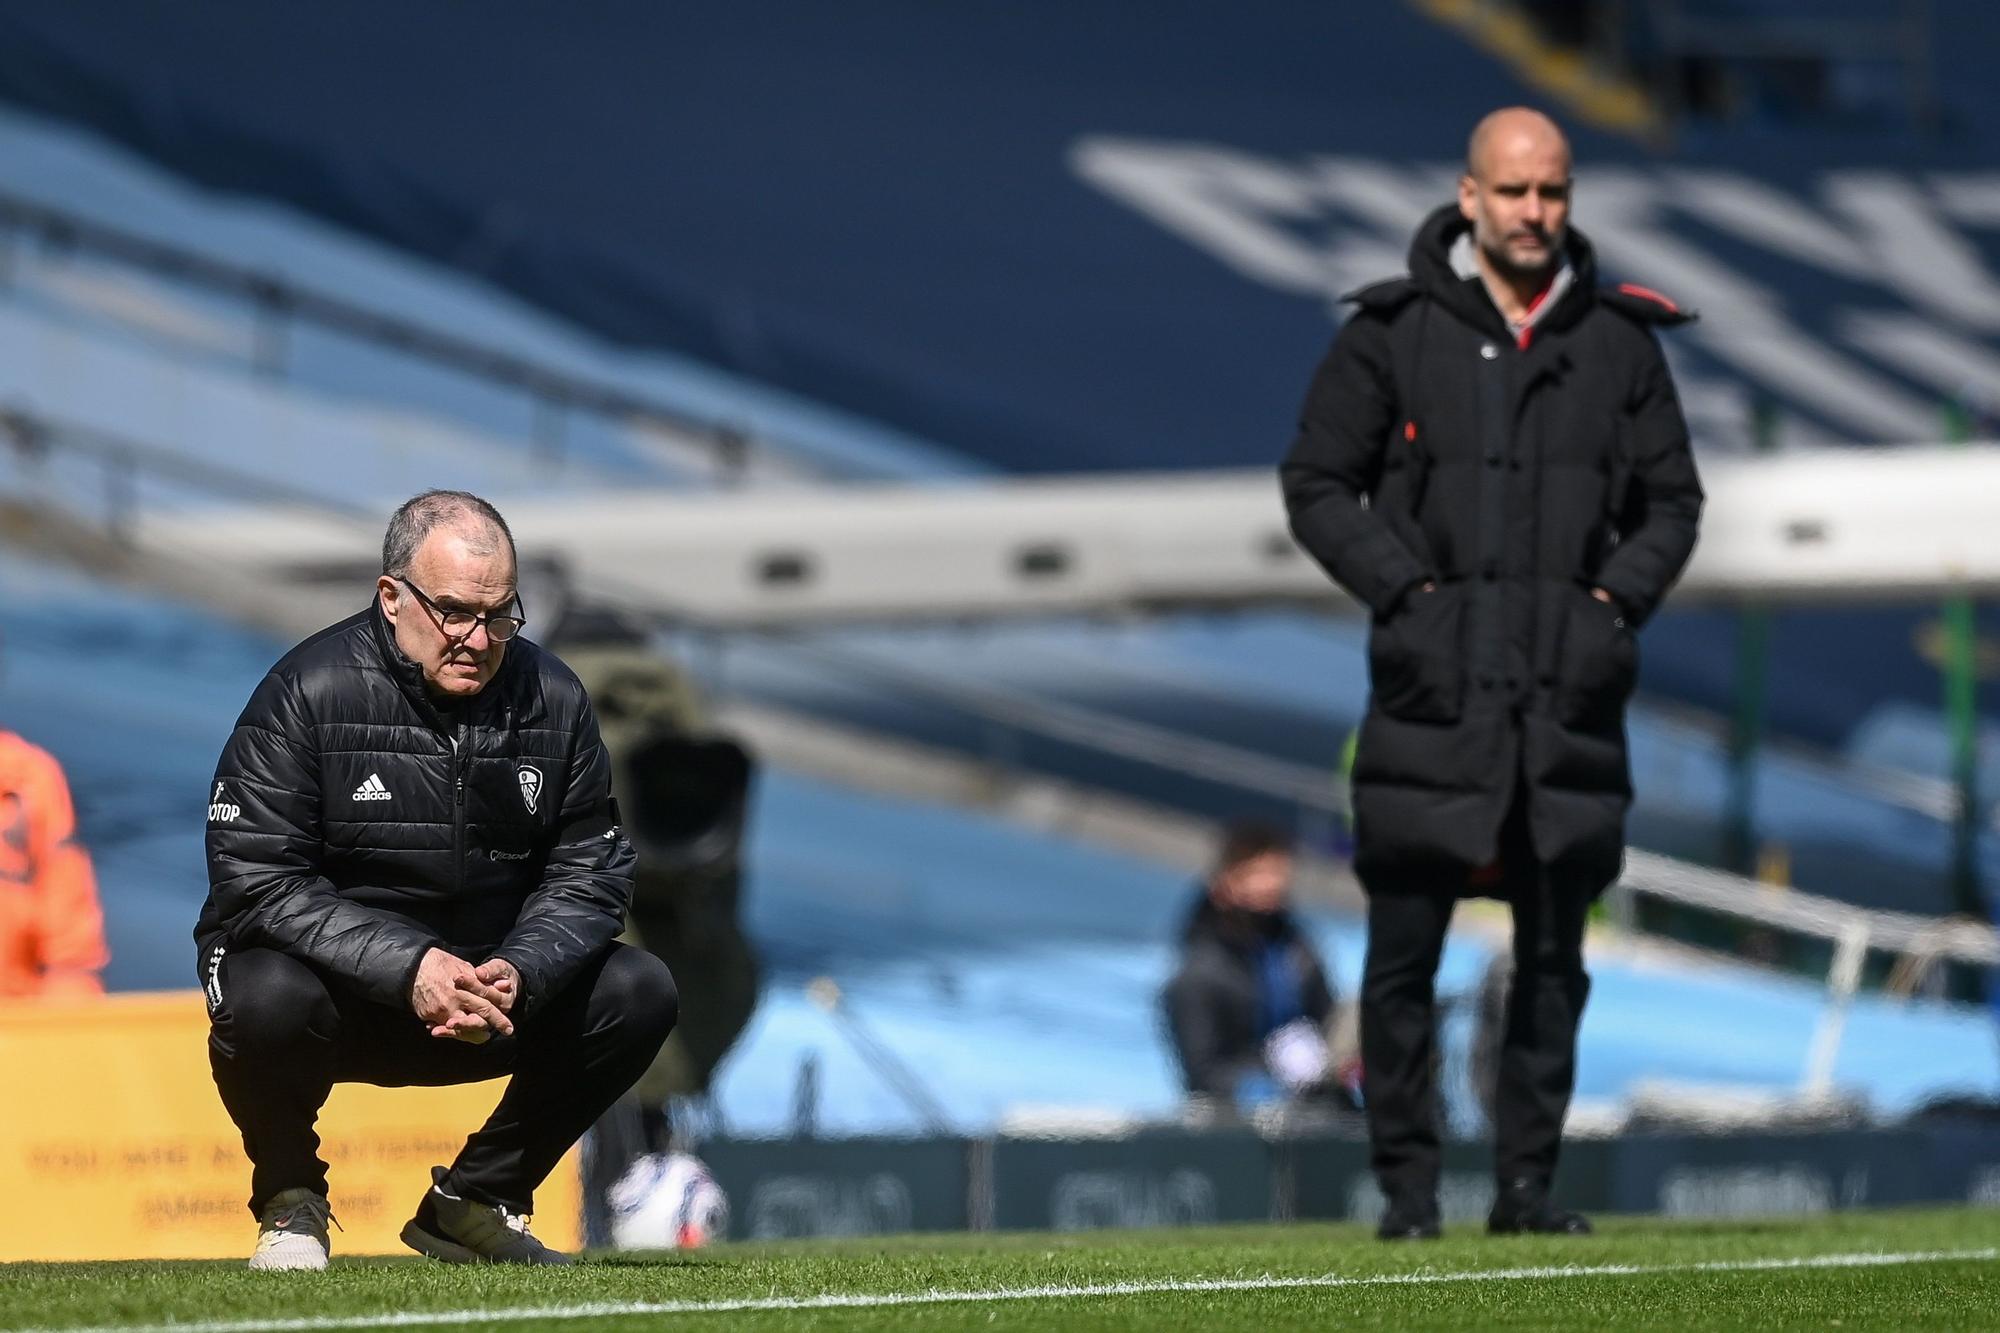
left=126, top=443, right=2000, bottom=631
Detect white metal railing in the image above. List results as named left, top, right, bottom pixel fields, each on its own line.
left=9, top=403, right=1995, bottom=1099
left=1608, top=847, right=2000, bottom=1096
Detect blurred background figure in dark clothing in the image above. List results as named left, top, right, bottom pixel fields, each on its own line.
left=1163, top=820, right=1356, bottom=1117
left=547, top=605, right=760, bottom=1154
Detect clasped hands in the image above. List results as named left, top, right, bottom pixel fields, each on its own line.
left=411, top=947, right=519, bottom=1044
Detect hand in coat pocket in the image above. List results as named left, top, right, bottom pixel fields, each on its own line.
left=1558, top=584, right=1638, bottom=727
left=1368, top=583, right=1465, bottom=724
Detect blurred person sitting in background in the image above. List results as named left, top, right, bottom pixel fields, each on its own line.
left=548, top=603, right=759, bottom=1153
left=544, top=602, right=760, bottom=1243
left=1162, top=820, right=1355, bottom=1115
left=0, top=727, right=108, bottom=997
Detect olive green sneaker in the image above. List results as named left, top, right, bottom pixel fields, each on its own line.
left=400, top=1166, right=571, bottom=1265
left=248, top=1188, right=333, bottom=1271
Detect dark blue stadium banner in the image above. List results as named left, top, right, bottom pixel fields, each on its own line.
left=1, top=1, right=1996, bottom=479
left=698, top=1137, right=970, bottom=1240
left=990, top=1130, right=1276, bottom=1232
left=1608, top=1130, right=1942, bottom=1215
left=1289, top=1136, right=1509, bottom=1225
left=689, top=1126, right=1993, bottom=1238
left=1920, top=1122, right=2000, bottom=1206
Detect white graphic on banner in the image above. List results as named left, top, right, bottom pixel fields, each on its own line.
left=1070, top=136, right=2000, bottom=449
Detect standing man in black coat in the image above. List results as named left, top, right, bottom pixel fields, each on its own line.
left=198, top=490, right=678, bottom=1269
left=1280, top=108, right=1702, bottom=1239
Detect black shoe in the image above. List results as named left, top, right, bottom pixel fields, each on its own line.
left=1486, top=1178, right=1592, bottom=1235
left=401, top=1166, right=572, bottom=1265
left=1376, top=1195, right=1442, bottom=1241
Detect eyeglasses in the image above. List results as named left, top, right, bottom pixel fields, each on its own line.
left=397, top=577, right=526, bottom=643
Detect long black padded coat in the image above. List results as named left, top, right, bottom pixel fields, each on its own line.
left=1281, top=205, right=1703, bottom=887
left=196, top=601, right=636, bottom=1017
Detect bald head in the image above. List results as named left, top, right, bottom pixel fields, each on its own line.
left=1465, top=107, right=1570, bottom=182
left=1458, top=107, right=1574, bottom=289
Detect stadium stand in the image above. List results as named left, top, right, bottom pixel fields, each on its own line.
left=2, top=1, right=1996, bottom=470
left=0, top=123, right=1989, bottom=920
left=3, top=559, right=1992, bottom=1139
left=0, top=1, right=1994, bottom=906
left=0, top=2, right=1994, bottom=1181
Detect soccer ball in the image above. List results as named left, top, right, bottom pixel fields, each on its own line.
left=607, top=1151, right=730, bottom=1250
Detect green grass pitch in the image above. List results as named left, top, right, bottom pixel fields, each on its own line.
left=3, top=1206, right=1996, bottom=1331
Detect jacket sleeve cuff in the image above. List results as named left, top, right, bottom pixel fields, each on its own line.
left=389, top=939, right=440, bottom=1015
left=488, top=949, right=535, bottom=1017
left=1385, top=574, right=1430, bottom=617
left=1592, top=576, right=1651, bottom=626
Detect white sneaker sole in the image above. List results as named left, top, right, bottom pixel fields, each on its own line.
left=247, top=1239, right=328, bottom=1272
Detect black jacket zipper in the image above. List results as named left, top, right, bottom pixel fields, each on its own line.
left=452, top=721, right=469, bottom=900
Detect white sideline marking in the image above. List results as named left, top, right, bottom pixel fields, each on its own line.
left=20, top=1246, right=1997, bottom=1333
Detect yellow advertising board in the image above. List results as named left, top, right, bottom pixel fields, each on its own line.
left=0, top=990, right=580, bottom=1261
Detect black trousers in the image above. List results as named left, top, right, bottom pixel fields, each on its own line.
left=1359, top=801, right=1604, bottom=1203
left=207, top=940, right=677, bottom=1216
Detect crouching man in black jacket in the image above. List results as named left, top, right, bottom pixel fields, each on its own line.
left=197, top=490, right=677, bottom=1270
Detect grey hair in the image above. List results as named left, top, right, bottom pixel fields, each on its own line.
left=381, top=490, right=516, bottom=578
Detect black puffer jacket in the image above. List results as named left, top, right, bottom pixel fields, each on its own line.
left=1281, top=206, right=1703, bottom=884
left=196, top=602, right=635, bottom=1017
